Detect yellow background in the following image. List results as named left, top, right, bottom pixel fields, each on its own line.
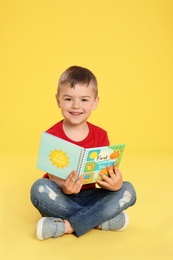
left=1, top=0, right=173, bottom=155
left=1, top=1, right=173, bottom=260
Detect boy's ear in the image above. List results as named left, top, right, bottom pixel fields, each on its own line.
left=55, top=94, right=61, bottom=108
left=92, top=96, right=99, bottom=110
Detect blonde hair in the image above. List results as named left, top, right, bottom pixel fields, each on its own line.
left=57, top=66, right=98, bottom=97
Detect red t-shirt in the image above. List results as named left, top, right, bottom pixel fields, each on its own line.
left=43, top=120, right=110, bottom=190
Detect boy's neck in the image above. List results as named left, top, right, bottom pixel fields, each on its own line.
left=62, top=120, right=89, bottom=142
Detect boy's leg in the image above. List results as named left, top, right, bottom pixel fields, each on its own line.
left=67, top=181, right=136, bottom=237
left=30, top=179, right=136, bottom=237
left=30, top=178, right=84, bottom=218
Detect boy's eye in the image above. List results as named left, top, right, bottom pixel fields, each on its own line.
left=82, top=99, right=88, bottom=102
left=64, top=98, right=72, bottom=101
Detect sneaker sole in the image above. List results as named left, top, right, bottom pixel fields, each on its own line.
left=36, top=217, right=47, bottom=240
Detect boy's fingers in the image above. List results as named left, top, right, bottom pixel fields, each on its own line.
left=66, top=171, right=78, bottom=185
left=99, top=172, right=111, bottom=184
left=106, top=165, right=115, bottom=177
left=113, top=163, right=121, bottom=176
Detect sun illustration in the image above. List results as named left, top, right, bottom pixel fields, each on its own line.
left=49, top=149, right=69, bottom=169
left=89, top=151, right=98, bottom=159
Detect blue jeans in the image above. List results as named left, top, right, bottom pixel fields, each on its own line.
left=30, top=178, right=136, bottom=237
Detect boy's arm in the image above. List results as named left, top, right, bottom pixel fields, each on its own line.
left=48, top=172, right=84, bottom=194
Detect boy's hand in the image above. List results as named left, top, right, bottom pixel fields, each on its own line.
left=62, top=171, right=84, bottom=194
left=96, top=164, right=123, bottom=191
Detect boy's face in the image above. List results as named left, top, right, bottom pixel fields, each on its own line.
left=56, top=83, right=99, bottom=126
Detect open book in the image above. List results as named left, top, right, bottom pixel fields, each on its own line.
left=37, top=132, right=125, bottom=184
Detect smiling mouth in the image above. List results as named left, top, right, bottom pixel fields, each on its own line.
left=70, top=112, right=83, bottom=116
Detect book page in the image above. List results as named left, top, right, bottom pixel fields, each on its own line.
left=80, top=144, right=125, bottom=184
left=37, top=132, right=83, bottom=179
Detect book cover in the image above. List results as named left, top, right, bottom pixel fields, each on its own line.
left=37, top=132, right=125, bottom=184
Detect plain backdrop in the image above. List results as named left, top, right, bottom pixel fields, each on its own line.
left=0, top=1, right=173, bottom=260
left=0, top=0, right=173, bottom=156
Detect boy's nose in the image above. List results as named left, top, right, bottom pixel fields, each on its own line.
left=72, top=100, right=80, bottom=108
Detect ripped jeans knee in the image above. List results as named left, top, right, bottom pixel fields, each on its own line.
left=30, top=178, right=58, bottom=201
left=120, top=181, right=137, bottom=209
left=30, top=178, right=61, bottom=216
left=30, top=178, right=81, bottom=218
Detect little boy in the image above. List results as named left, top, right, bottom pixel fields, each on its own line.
left=30, top=66, right=136, bottom=240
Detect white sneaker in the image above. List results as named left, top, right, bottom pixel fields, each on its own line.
left=99, top=212, right=129, bottom=231
left=36, top=217, right=65, bottom=240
